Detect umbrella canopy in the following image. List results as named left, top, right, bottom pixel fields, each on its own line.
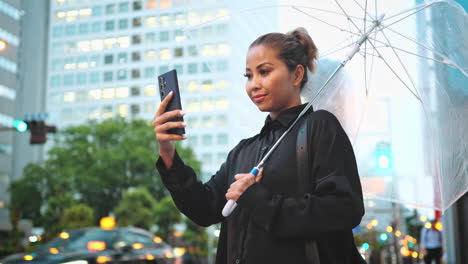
left=182, top=0, right=467, bottom=212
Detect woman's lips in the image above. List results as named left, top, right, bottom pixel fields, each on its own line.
left=253, top=94, right=266, bottom=103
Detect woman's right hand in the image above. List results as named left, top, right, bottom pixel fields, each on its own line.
left=152, top=91, right=186, bottom=168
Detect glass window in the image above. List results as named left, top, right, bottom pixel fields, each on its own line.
left=188, top=63, right=197, bottom=74
left=160, top=14, right=171, bottom=25
left=144, top=102, right=155, bottom=114
left=216, top=115, right=227, bottom=127
left=61, top=108, right=73, bottom=120
left=131, top=86, right=140, bottom=96
left=92, top=6, right=103, bottom=16
left=77, top=73, right=87, bottom=84
left=159, top=49, right=171, bottom=60
left=131, top=104, right=140, bottom=115
left=144, top=50, right=156, bottom=61
left=132, top=17, right=142, bottom=27
left=174, top=47, right=183, bottom=58
left=146, top=0, right=157, bottom=9
left=53, top=26, right=63, bottom=37
left=90, top=55, right=100, bottom=67
left=76, top=91, right=86, bottom=102
left=216, top=24, right=228, bottom=35
left=78, top=23, right=89, bottom=34
left=159, top=31, right=169, bottom=42
left=116, top=87, right=129, bottom=98
left=187, top=99, right=199, bottom=112
left=104, top=54, right=113, bottom=65
left=103, top=88, right=115, bottom=99
left=144, top=67, right=155, bottom=78
left=144, top=84, right=157, bottom=96
left=187, top=117, right=198, bottom=128
left=145, top=16, right=157, bottom=27
left=160, top=0, right=171, bottom=9
left=158, top=65, right=169, bottom=75
left=132, top=35, right=141, bottom=45
left=117, top=104, right=128, bottom=117
left=103, top=71, right=113, bottom=82
left=105, top=20, right=115, bottom=31
left=202, top=26, right=213, bottom=37
left=187, top=46, right=197, bottom=56
left=119, top=2, right=129, bottom=12
left=117, top=53, right=127, bottom=64
left=132, top=52, right=141, bottom=62
left=51, top=59, right=62, bottom=71
left=201, top=44, right=215, bottom=56
left=106, top=4, right=116, bottom=14
left=187, top=135, right=198, bottom=147
left=216, top=79, right=229, bottom=90
left=64, top=74, right=74, bottom=86
left=202, top=80, right=213, bottom=91
left=90, top=72, right=100, bottom=83
left=187, top=81, right=198, bottom=92
left=174, top=29, right=185, bottom=42
left=188, top=11, right=200, bottom=25
left=202, top=62, right=211, bottom=73
left=117, top=70, right=127, bottom=81
left=89, top=107, right=100, bottom=119
left=64, top=91, right=76, bottom=102
left=217, top=133, right=228, bottom=145
left=133, top=1, right=142, bottom=11
left=91, top=22, right=102, bottom=33
left=118, top=19, right=128, bottom=29
left=102, top=105, right=113, bottom=119
left=202, top=134, right=212, bottom=145
left=50, top=76, right=61, bottom=87
left=174, top=12, right=185, bottom=25
left=201, top=98, right=214, bottom=111
left=145, top=32, right=156, bottom=43
left=65, top=25, right=76, bottom=36
left=216, top=96, right=229, bottom=110
left=202, top=153, right=212, bottom=164
left=88, top=89, right=101, bottom=101
left=217, top=43, right=230, bottom=56
left=217, top=60, right=228, bottom=72
left=131, top=69, right=140, bottom=79
left=174, top=64, right=183, bottom=75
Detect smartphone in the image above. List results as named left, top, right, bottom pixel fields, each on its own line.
left=158, top=69, right=185, bottom=135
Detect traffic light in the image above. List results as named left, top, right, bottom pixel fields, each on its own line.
left=379, top=233, right=388, bottom=242
left=13, top=120, right=28, bottom=132
left=27, top=120, right=57, bottom=144
left=374, top=141, right=392, bottom=174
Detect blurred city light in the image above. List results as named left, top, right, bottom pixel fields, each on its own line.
left=386, top=226, right=393, bottom=233
left=49, top=248, right=59, bottom=254
left=435, top=221, right=443, bottom=231
left=96, top=256, right=112, bottom=263
left=59, top=231, right=70, bottom=239
left=153, top=236, right=163, bottom=243
left=371, top=219, right=378, bottom=226
left=0, top=39, right=6, bottom=51
left=420, top=216, right=427, bottom=222
left=395, top=230, right=402, bottom=237
left=99, top=216, right=115, bottom=230
left=362, top=243, right=370, bottom=250
left=424, top=222, right=432, bottom=229
left=380, top=233, right=389, bottom=241
left=13, top=120, right=28, bottom=132
left=23, top=254, right=34, bottom=261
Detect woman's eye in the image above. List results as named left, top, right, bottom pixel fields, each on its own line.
left=243, top=73, right=251, bottom=78
left=259, top=70, right=269, bottom=75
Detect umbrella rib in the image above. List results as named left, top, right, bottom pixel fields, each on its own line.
left=352, top=0, right=374, bottom=21
left=293, top=7, right=362, bottom=36
left=367, top=40, right=422, bottom=102
left=380, top=2, right=438, bottom=31
left=382, top=0, right=441, bottom=23
left=293, top=5, right=366, bottom=21
left=379, top=29, right=422, bottom=99
left=321, top=41, right=356, bottom=58
left=334, top=0, right=362, bottom=33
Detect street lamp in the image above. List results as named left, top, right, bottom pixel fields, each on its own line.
left=0, top=39, right=6, bottom=51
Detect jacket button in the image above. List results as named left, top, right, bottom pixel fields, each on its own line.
left=235, top=258, right=240, bottom=264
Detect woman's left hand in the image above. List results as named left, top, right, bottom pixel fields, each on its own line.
left=226, top=169, right=263, bottom=201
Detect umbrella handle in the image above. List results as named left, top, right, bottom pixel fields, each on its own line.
left=222, top=167, right=260, bottom=217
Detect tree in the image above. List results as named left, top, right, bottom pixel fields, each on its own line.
left=61, top=204, right=95, bottom=229
left=114, top=187, right=157, bottom=230
left=10, top=118, right=201, bottom=234
left=154, top=196, right=182, bottom=239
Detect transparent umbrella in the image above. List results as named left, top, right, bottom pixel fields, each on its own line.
left=181, top=0, right=467, bottom=213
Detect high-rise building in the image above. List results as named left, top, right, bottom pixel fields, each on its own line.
left=0, top=0, right=21, bottom=232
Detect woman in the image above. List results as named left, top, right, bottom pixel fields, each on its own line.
left=153, top=28, right=366, bottom=264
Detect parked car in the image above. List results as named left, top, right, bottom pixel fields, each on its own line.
left=0, top=227, right=179, bottom=264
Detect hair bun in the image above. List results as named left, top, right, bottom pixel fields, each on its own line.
left=287, top=27, right=318, bottom=73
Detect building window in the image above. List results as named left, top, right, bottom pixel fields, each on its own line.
left=160, top=0, right=171, bottom=9
left=145, top=32, right=156, bottom=43
left=202, top=26, right=213, bottom=38
left=144, top=50, right=156, bottom=61
left=201, top=44, right=215, bottom=56
left=106, top=4, right=116, bottom=14
left=117, top=104, right=128, bottom=117
left=216, top=115, right=227, bottom=127
left=116, top=87, right=129, bottom=98
left=53, top=26, right=63, bottom=37
left=217, top=133, right=228, bottom=145
left=159, top=31, right=169, bottom=42
left=188, top=11, right=200, bottom=25
left=158, top=65, right=169, bottom=75
left=187, top=46, right=198, bottom=57
left=133, top=1, right=142, bottom=11
left=77, top=73, right=87, bottom=85
left=216, top=96, right=229, bottom=110
left=202, top=134, right=213, bottom=145
left=217, top=43, right=230, bottom=56
left=132, top=17, right=142, bottom=27
left=50, top=76, right=61, bottom=87
left=201, top=98, right=214, bottom=112
left=117, top=53, right=127, bottom=64
left=160, top=14, right=171, bottom=25
left=105, top=20, right=115, bottom=31
left=187, top=81, right=198, bottom=92
left=78, top=23, right=89, bottom=34
left=202, top=62, right=211, bottom=73
left=88, top=89, right=101, bottom=100
left=103, top=88, right=115, bottom=99
left=117, top=70, right=127, bottom=80
left=65, top=25, right=76, bottom=36
left=131, top=86, right=140, bottom=96
left=174, top=47, right=183, bottom=58
left=187, top=99, right=199, bottom=112
left=216, top=79, right=229, bottom=90
left=188, top=63, right=198, bottom=74
left=102, top=105, right=113, bottom=119
left=64, top=91, right=76, bottom=103
left=104, top=54, right=113, bottom=65
left=90, top=72, right=100, bottom=83
left=202, top=80, right=214, bottom=91
left=175, top=12, right=185, bottom=25
left=119, top=2, right=129, bottom=12
left=144, top=67, right=155, bottom=78
left=103, top=71, right=113, bottom=82
left=145, top=16, right=157, bottom=27
left=159, top=49, right=171, bottom=60
left=92, top=5, right=103, bottom=16
left=174, top=64, right=183, bottom=75
left=146, top=0, right=157, bottom=9
left=144, top=84, right=157, bottom=96
left=187, top=135, right=198, bottom=147
left=217, top=60, right=228, bottom=72
left=131, top=104, right=140, bottom=115
left=131, top=51, right=141, bottom=62
left=119, top=19, right=128, bottom=29
left=51, top=59, right=62, bottom=71
left=64, top=74, right=74, bottom=86
left=174, top=29, right=185, bottom=42
left=132, top=35, right=141, bottom=44
left=89, top=107, right=100, bottom=119
left=91, top=22, right=102, bottom=33
left=144, top=102, right=156, bottom=114
left=131, top=69, right=140, bottom=79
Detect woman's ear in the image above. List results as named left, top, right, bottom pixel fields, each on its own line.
left=293, top=64, right=305, bottom=87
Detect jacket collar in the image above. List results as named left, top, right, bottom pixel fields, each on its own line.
left=260, top=103, right=314, bottom=134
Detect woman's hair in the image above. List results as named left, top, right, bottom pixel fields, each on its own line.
left=249, top=27, right=318, bottom=88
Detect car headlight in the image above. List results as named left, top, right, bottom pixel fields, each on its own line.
left=60, top=261, right=88, bottom=264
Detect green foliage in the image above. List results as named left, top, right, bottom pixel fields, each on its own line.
left=61, top=203, right=95, bottom=229
left=154, top=196, right=182, bottom=239
left=9, top=118, right=201, bottom=236
left=114, top=187, right=157, bottom=230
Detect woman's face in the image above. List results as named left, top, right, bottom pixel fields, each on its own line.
left=245, top=44, right=303, bottom=119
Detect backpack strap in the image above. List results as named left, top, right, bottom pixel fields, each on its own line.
left=296, top=117, right=320, bottom=264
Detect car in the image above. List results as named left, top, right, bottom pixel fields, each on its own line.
left=0, top=227, right=179, bottom=264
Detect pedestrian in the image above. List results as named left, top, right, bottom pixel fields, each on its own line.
left=153, top=27, right=366, bottom=264
left=421, top=219, right=443, bottom=264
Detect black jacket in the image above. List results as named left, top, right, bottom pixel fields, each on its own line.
left=156, top=104, right=366, bottom=264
